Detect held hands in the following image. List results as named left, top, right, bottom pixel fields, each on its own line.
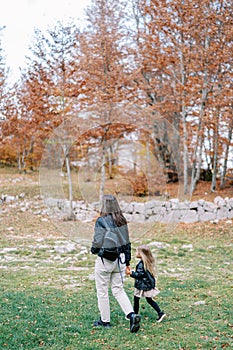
left=125, top=266, right=131, bottom=276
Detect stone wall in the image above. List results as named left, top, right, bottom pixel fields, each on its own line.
left=1, top=194, right=233, bottom=224
left=45, top=196, right=233, bottom=223
left=120, top=196, right=233, bottom=223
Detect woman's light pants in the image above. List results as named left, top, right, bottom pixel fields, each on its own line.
left=94, top=256, right=134, bottom=323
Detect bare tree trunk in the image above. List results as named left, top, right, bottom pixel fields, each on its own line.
left=17, top=151, right=22, bottom=172
left=220, top=118, right=233, bottom=189
left=22, top=150, right=25, bottom=172
left=99, top=143, right=106, bottom=201
left=146, top=141, right=151, bottom=177
left=64, top=147, right=75, bottom=220
left=211, top=111, right=220, bottom=192
left=179, top=44, right=189, bottom=195
left=132, top=144, right=137, bottom=175
left=65, top=154, right=73, bottom=201
left=190, top=35, right=210, bottom=195
left=108, top=144, right=114, bottom=179
left=190, top=128, right=205, bottom=195
left=181, top=104, right=189, bottom=195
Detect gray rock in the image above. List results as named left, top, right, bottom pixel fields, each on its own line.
left=217, top=207, right=229, bottom=220
left=144, top=200, right=157, bottom=210
left=198, top=199, right=205, bottom=206
left=54, top=242, right=76, bottom=254
left=5, top=195, right=16, bottom=203
left=124, top=213, right=133, bottom=222
left=193, top=301, right=206, bottom=306
left=171, top=201, right=189, bottom=210
left=203, top=201, right=218, bottom=212
left=199, top=211, right=216, bottom=221
left=197, top=207, right=205, bottom=215
left=160, top=211, right=179, bottom=223
left=153, top=206, right=167, bottom=215
left=169, top=198, right=179, bottom=204
left=181, top=244, right=193, bottom=250
left=190, top=201, right=199, bottom=209
left=123, top=202, right=134, bottom=214
left=134, top=203, right=145, bottom=214
left=132, top=213, right=146, bottom=222
left=181, top=210, right=199, bottom=223
left=148, top=241, right=170, bottom=249
left=146, top=215, right=161, bottom=223
left=144, top=207, right=153, bottom=217
left=174, top=209, right=186, bottom=222
left=214, top=196, right=225, bottom=207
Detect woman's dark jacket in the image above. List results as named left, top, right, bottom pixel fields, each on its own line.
left=130, top=260, right=155, bottom=291
left=91, top=214, right=131, bottom=266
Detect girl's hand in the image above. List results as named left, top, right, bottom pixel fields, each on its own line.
left=125, top=266, right=131, bottom=275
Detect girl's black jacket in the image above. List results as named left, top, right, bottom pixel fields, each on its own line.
left=130, top=260, right=155, bottom=291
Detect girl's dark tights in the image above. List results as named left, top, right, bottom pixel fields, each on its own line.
left=134, top=296, right=161, bottom=315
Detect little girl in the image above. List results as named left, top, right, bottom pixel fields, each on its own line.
left=126, top=244, right=166, bottom=322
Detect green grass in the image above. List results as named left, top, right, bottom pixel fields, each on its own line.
left=1, top=226, right=232, bottom=350
left=0, top=169, right=232, bottom=349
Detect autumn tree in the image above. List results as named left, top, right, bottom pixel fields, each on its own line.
left=0, top=26, right=19, bottom=167
left=1, top=1, right=232, bottom=200
left=129, top=0, right=233, bottom=195
left=77, top=0, right=137, bottom=198
left=17, top=21, right=85, bottom=216
left=0, top=27, right=8, bottom=119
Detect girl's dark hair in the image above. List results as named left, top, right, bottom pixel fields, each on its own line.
left=100, top=194, right=127, bottom=227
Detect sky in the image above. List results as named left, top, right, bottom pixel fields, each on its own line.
left=0, top=0, right=90, bottom=80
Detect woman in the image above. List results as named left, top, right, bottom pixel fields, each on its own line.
left=91, top=194, right=141, bottom=333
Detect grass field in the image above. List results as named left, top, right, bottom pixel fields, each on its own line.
left=0, top=169, right=233, bottom=349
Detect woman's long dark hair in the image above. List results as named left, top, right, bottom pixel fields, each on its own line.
left=100, top=194, right=127, bottom=227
